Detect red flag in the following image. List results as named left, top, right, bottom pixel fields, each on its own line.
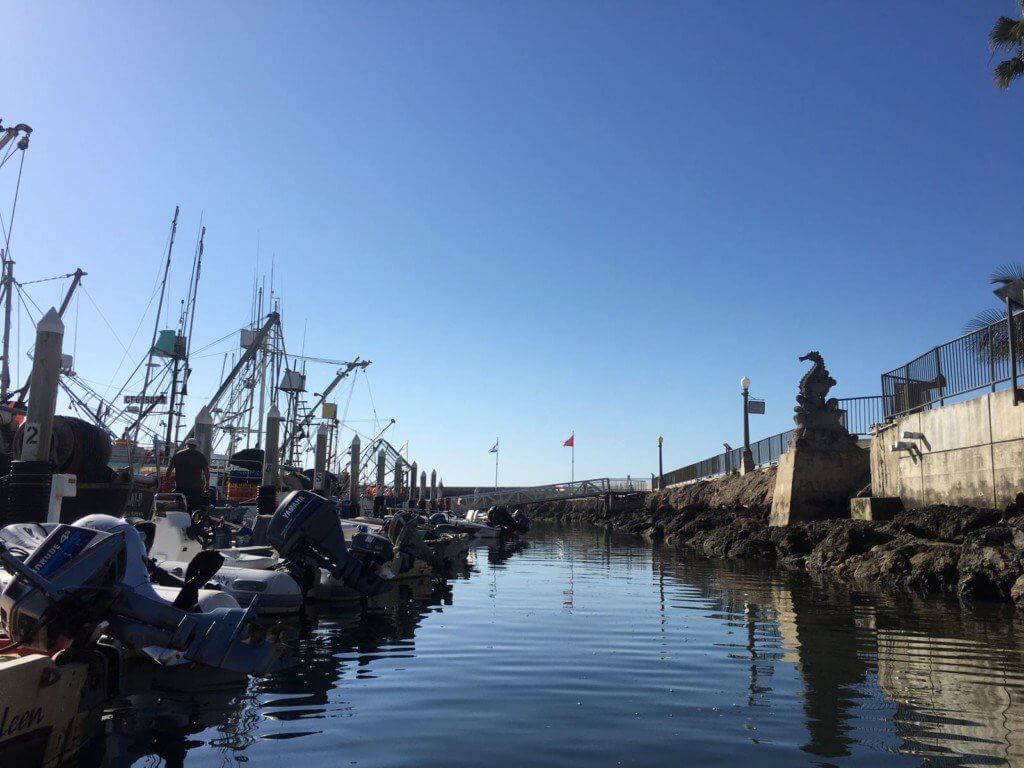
left=563, top=434, right=574, bottom=447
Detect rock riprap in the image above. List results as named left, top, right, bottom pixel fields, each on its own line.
left=528, top=475, right=1024, bottom=607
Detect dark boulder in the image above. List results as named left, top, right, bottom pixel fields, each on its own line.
left=836, top=536, right=959, bottom=595
left=957, top=525, right=1024, bottom=600
left=806, top=521, right=893, bottom=573
left=882, top=506, right=1001, bottom=543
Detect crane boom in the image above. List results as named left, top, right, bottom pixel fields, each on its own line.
left=280, top=358, right=370, bottom=455
left=0, top=123, right=31, bottom=155
left=181, top=312, right=280, bottom=444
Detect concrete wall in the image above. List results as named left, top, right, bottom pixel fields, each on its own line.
left=872, top=388, right=1024, bottom=509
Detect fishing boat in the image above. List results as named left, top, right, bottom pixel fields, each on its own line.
left=0, top=650, right=111, bottom=768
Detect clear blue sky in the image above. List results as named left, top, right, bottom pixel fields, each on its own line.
left=3, top=2, right=1019, bottom=485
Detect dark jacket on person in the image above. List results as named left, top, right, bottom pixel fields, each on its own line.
left=169, top=447, right=209, bottom=489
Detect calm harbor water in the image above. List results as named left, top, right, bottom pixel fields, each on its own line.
left=85, top=523, right=1024, bottom=767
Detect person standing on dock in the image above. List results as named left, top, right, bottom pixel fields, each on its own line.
left=168, top=437, right=210, bottom=511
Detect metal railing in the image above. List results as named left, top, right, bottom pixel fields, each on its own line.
left=837, top=395, right=887, bottom=436
left=454, top=476, right=651, bottom=510
left=881, top=313, right=1021, bottom=419
left=657, top=396, right=883, bottom=488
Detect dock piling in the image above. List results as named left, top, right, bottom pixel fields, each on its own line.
left=258, top=405, right=281, bottom=516
left=18, top=308, right=63, bottom=464
left=314, top=424, right=328, bottom=492
left=8, top=308, right=64, bottom=525
left=194, top=406, right=214, bottom=462
left=349, top=435, right=361, bottom=511
left=394, top=459, right=404, bottom=502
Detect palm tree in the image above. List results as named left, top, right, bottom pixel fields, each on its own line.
left=990, top=2, right=1024, bottom=90
left=964, top=264, right=1024, bottom=364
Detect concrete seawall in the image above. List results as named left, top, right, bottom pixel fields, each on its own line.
left=873, top=387, right=1024, bottom=510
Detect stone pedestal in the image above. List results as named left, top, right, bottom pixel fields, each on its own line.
left=770, top=445, right=869, bottom=526
left=850, top=496, right=903, bottom=522
left=740, top=449, right=755, bottom=475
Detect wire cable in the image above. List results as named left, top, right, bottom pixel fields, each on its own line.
left=80, top=284, right=130, bottom=353
left=1, top=150, right=25, bottom=255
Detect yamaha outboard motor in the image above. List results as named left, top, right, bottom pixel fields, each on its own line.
left=0, top=515, right=285, bottom=676
left=267, top=491, right=391, bottom=597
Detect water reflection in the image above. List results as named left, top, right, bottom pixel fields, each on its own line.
left=77, top=526, right=1024, bottom=767
left=83, top=540, right=527, bottom=767
left=653, top=546, right=1024, bottom=766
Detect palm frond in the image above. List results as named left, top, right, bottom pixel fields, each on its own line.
left=964, top=308, right=1017, bottom=364
left=990, top=16, right=1024, bottom=51
left=965, top=308, right=1009, bottom=334
left=994, top=54, right=1024, bottom=90
left=990, top=263, right=1024, bottom=285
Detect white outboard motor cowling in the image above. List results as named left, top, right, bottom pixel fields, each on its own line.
left=0, top=515, right=286, bottom=676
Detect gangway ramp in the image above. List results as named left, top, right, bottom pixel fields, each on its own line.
left=454, top=477, right=649, bottom=511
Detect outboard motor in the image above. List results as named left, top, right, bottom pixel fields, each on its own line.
left=0, top=515, right=284, bottom=676
left=350, top=529, right=402, bottom=575
left=487, top=506, right=523, bottom=536
left=427, top=512, right=457, bottom=535
left=267, top=491, right=391, bottom=597
left=385, top=511, right=440, bottom=570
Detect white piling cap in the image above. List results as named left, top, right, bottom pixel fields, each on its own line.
left=268, top=404, right=281, bottom=419
left=196, top=405, right=214, bottom=424
left=37, top=307, right=64, bottom=335
left=317, top=424, right=329, bottom=436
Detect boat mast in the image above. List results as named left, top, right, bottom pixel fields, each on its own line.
left=137, top=205, right=179, bottom=465
left=0, top=121, right=30, bottom=402
left=0, top=252, right=13, bottom=400
left=57, top=268, right=86, bottom=317
left=169, top=224, right=204, bottom=448
left=256, top=281, right=268, bottom=448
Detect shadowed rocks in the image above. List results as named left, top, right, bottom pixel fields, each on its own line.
left=528, top=478, right=1024, bottom=609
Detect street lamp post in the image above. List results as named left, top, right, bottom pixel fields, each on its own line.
left=740, top=376, right=754, bottom=474
left=657, top=436, right=664, bottom=490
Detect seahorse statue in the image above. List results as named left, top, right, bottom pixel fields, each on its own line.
left=795, top=351, right=835, bottom=414
left=793, top=351, right=854, bottom=448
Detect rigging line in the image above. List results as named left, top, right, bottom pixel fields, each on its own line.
left=14, top=282, right=41, bottom=319
left=189, top=327, right=236, bottom=356
left=73, top=292, right=79, bottom=363
left=80, top=285, right=130, bottom=353
left=190, top=349, right=238, bottom=360
left=15, top=289, right=20, bottom=386
left=0, top=142, right=16, bottom=171
left=100, top=257, right=169, bottom=397
left=106, top=354, right=148, bottom=407
left=339, top=370, right=358, bottom=435
left=363, top=370, right=380, bottom=433
left=3, top=150, right=26, bottom=255
left=14, top=272, right=78, bottom=287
